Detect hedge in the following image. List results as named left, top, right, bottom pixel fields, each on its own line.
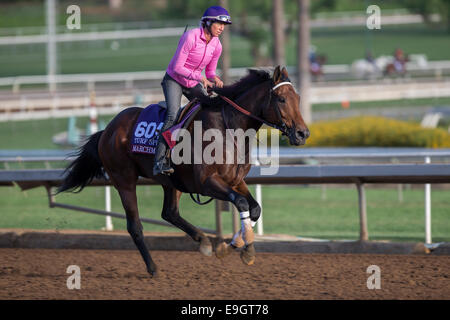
left=304, top=116, right=450, bottom=148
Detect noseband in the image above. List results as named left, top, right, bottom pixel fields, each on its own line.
left=220, top=81, right=294, bottom=135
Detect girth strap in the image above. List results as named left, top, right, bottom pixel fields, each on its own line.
left=189, top=193, right=214, bottom=205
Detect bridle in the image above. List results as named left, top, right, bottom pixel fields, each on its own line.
left=220, top=81, right=294, bottom=136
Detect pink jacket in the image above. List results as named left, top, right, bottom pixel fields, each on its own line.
left=166, top=27, right=222, bottom=88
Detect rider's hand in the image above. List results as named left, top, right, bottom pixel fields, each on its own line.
left=213, top=76, right=224, bottom=88
left=201, top=77, right=214, bottom=90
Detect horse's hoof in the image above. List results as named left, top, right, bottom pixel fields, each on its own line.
left=199, top=237, right=212, bottom=256
left=148, top=268, right=158, bottom=278
left=240, top=243, right=255, bottom=266
left=215, top=241, right=233, bottom=259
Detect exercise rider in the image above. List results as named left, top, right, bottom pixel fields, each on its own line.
left=153, top=5, right=232, bottom=176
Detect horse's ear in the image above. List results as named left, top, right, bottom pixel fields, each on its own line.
left=273, top=65, right=282, bottom=84
left=281, top=67, right=289, bottom=79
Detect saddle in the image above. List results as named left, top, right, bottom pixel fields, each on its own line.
left=161, top=99, right=202, bottom=149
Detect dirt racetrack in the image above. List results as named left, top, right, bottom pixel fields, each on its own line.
left=1, top=248, right=449, bottom=300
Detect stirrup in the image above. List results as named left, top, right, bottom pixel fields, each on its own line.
left=161, top=165, right=174, bottom=175
left=153, top=159, right=174, bottom=176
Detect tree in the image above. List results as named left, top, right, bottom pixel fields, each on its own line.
left=228, top=0, right=273, bottom=66
left=401, top=0, right=450, bottom=32
left=109, top=0, right=122, bottom=11
left=297, top=0, right=311, bottom=124
left=219, top=0, right=231, bottom=84
left=272, top=0, right=286, bottom=66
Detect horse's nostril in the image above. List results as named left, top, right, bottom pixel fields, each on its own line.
left=297, top=130, right=306, bottom=139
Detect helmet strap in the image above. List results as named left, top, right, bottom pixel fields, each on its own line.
left=207, top=20, right=214, bottom=33
left=204, top=21, right=213, bottom=37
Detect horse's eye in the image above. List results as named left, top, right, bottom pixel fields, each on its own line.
left=278, top=97, right=286, bottom=103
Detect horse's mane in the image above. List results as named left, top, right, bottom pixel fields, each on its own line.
left=194, top=68, right=272, bottom=108
left=215, top=68, right=271, bottom=99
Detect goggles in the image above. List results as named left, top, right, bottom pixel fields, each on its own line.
left=203, top=15, right=231, bottom=23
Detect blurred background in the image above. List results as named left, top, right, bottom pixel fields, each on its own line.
left=1, top=0, right=450, bottom=146
left=0, top=0, right=449, bottom=242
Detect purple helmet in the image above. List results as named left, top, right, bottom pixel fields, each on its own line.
left=201, top=6, right=232, bottom=24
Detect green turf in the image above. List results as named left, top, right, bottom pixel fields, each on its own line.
left=0, top=35, right=252, bottom=77
left=260, top=185, right=449, bottom=242
left=0, top=116, right=113, bottom=152
left=0, top=2, right=45, bottom=29
left=1, top=23, right=449, bottom=77
left=0, top=184, right=448, bottom=242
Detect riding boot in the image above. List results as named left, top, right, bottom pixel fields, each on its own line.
left=153, top=139, right=174, bottom=176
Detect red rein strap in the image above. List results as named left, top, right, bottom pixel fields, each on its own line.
left=220, top=95, right=253, bottom=118
left=219, top=94, right=286, bottom=133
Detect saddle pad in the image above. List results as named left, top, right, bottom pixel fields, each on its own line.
left=131, top=104, right=166, bottom=155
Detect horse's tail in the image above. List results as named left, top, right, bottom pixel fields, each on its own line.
left=56, top=130, right=105, bottom=194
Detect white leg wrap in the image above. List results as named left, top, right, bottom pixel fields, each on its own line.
left=231, top=229, right=244, bottom=248
left=239, top=211, right=254, bottom=245
left=241, top=212, right=257, bottom=227
left=240, top=211, right=250, bottom=221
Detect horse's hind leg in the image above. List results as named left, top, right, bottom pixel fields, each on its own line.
left=113, top=177, right=158, bottom=276
left=161, top=185, right=212, bottom=256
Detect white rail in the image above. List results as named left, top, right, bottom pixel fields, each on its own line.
left=2, top=62, right=450, bottom=89
left=1, top=78, right=449, bottom=122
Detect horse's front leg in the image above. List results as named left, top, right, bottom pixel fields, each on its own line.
left=233, top=181, right=261, bottom=265
left=207, top=178, right=258, bottom=265
left=161, top=185, right=212, bottom=257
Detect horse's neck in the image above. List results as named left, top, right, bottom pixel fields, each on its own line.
left=230, top=81, right=269, bottom=132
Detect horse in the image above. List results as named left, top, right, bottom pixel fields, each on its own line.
left=57, top=66, right=310, bottom=277
left=383, top=59, right=408, bottom=77
left=310, top=54, right=327, bottom=82
left=351, top=56, right=391, bottom=80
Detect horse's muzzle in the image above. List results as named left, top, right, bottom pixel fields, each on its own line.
left=288, top=127, right=310, bottom=146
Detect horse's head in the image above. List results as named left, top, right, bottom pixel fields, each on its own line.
left=266, top=66, right=310, bottom=146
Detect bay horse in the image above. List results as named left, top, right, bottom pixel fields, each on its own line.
left=57, top=66, right=309, bottom=277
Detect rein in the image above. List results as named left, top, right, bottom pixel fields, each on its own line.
left=219, top=81, right=294, bottom=135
